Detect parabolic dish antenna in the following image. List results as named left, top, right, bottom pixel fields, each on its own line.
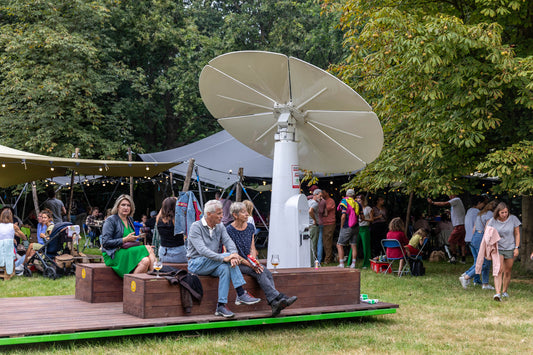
left=199, top=51, right=383, bottom=268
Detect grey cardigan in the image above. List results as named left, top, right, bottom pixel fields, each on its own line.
left=100, top=214, right=134, bottom=258
left=186, top=219, right=237, bottom=262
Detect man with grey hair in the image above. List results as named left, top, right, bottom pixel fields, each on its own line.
left=187, top=199, right=260, bottom=318
left=336, top=189, right=361, bottom=268
left=308, top=188, right=322, bottom=264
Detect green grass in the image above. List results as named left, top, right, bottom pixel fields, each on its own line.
left=1, top=259, right=533, bottom=354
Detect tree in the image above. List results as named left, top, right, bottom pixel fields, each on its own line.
left=323, top=0, right=532, bottom=269
left=0, top=0, right=134, bottom=159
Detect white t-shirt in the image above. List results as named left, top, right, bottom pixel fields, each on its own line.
left=247, top=215, right=255, bottom=227
left=359, top=206, right=372, bottom=227
left=449, top=197, right=465, bottom=226
left=0, top=223, right=14, bottom=241
left=464, top=207, right=479, bottom=242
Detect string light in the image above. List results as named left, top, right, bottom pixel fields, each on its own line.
left=1, top=163, right=5, bottom=168
left=50, top=167, right=55, bottom=171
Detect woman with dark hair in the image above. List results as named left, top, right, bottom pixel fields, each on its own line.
left=157, top=197, right=186, bottom=263
left=370, top=196, right=388, bottom=257
left=487, top=202, right=521, bottom=301
left=101, top=194, right=156, bottom=277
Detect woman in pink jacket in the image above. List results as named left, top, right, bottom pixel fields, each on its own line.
left=488, top=202, right=521, bottom=302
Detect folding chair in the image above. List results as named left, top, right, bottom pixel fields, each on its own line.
left=413, top=238, right=429, bottom=260
left=381, top=239, right=410, bottom=276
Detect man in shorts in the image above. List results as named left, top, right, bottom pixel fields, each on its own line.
left=336, top=189, right=361, bottom=268
left=428, top=195, right=466, bottom=263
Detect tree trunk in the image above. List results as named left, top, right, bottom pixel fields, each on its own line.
left=404, top=191, right=414, bottom=236
left=182, top=159, right=195, bottom=192
left=31, top=181, right=40, bottom=215
left=519, top=195, right=533, bottom=272
left=236, top=167, right=243, bottom=202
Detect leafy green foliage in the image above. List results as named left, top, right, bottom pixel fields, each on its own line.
left=0, top=0, right=133, bottom=159
left=323, top=0, right=533, bottom=196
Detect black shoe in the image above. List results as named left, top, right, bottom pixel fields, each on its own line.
left=283, top=295, right=298, bottom=307
left=271, top=298, right=288, bottom=317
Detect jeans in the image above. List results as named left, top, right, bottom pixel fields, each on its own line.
left=464, top=231, right=490, bottom=284
left=188, top=253, right=246, bottom=304
left=317, top=225, right=324, bottom=262
left=239, top=264, right=279, bottom=303
left=159, top=245, right=187, bottom=263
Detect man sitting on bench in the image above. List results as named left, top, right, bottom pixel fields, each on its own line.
left=187, top=200, right=260, bottom=318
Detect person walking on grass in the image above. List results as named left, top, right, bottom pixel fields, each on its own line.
left=427, top=195, right=466, bottom=264
left=459, top=199, right=497, bottom=290
left=484, top=202, right=521, bottom=302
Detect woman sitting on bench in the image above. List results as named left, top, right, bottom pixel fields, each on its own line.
left=226, top=202, right=297, bottom=317
left=101, top=194, right=156, bottom=277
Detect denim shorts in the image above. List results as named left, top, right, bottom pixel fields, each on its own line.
left=337, top=226, right=358, bottom=246
left=498, top=249, right=515, bottom=259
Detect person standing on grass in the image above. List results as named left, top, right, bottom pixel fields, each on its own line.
left=336, top=189, right=360, bottom=268
left=370, top=196, right=388, bottom=257
left=356, top=194, right=372, bottom=269
left=485, top=202, right=521, bottom=302
left=321, top=189, right=336, bottom=264
left=427, top=195, right=466, bottom=264
left=44, top=189, right=66, bottom=224
left=308, top=188, right=322, bottom=264
left=187, top=200, right=260, bottom=318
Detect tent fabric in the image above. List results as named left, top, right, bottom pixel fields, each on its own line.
left=139, top=130, right=274, bottom=188
left=0, top=144, right=179, bottom=188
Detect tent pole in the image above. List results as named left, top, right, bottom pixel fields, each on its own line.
left=31, top=181, right=40, bottom=215
left=67, top=147, right=79, bottom=222
left=239, top=181, right=269, bottom=232
left=236, top=167, right=243, bottom=202
left=194, top=165, right=204, bottom=210
left=170, top=172, right=174, bottom=197
left=128, top=148, right=133, bottom=197
left=182, top=159, right=195, bottom=192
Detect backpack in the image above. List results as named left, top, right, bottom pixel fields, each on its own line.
left=409, top=259, right=426, bottom=276
left=337, top=197, right=360, bottom=227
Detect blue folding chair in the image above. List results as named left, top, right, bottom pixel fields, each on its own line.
left=413, top=237, right=429, bottom=260
left=381, top=239, right=410, bottom=276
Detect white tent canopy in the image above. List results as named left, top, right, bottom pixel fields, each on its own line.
left=139, top=130, right=274, bottom=188
left=139, top=130, right=359, bottom=189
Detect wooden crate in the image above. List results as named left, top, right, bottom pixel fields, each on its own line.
left=75, top=263, right=123, bottom=303
left=123, top=267, right=360, bottom=319
left=75, top=263, right=189, bottom=303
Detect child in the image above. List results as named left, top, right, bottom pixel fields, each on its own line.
left=406, top=228, right=428, bottom=257
left=385, top=217, right=409, bottom=274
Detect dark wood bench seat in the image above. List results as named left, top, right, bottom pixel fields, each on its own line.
left=123, top=267, right=360, bottom=319
left=75, top=262, right=188, bottom=303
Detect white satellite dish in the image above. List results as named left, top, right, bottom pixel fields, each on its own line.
left=199, top=51, right=383, bottom=268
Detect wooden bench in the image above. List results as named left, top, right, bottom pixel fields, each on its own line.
left=123, top=267, right=360, bottom=319
left=75, top=262, right=188, bottom=303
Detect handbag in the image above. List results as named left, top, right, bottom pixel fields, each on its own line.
left=122, top=241, right=141, bottom=249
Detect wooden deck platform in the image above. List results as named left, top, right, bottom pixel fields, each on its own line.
left=0, top=295, right=398, bottom=346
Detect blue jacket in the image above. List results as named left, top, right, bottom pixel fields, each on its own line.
left=174, top=191, right=202, bottom=236
left=100, top=214, right=134, bottom=259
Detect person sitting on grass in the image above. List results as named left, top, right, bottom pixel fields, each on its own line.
left=385, top=217, right=410, bottom=275
left=226, top=202, right=297, bottom=317
left=405, top=228, right=428, bottom=257
left=187, top=200, right=260, bottom=318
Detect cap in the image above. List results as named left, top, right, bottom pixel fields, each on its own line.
left=313, top=189, right=322, bottom=195
left=309, top=185, right=319, bottom=192
left=346, top=189, right=355, bottom=197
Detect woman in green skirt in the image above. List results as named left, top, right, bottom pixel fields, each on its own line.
left=101, top=194, right=156, bottom=277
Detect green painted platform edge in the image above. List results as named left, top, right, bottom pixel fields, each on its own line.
left=0, top=308, right=396, bottom=346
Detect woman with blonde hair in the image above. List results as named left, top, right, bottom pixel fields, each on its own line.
left=101, top=194, right=156, bottom=277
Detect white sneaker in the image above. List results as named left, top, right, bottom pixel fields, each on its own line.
left=459, top=276, right=470, bottom=289
left=350, top=263, right=356, bottom=269
left=482, top=284, right=495, bottom=290
left=337, top=263, right=345, bottom=268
